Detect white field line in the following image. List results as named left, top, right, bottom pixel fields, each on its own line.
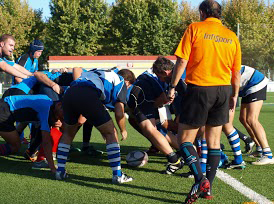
left=216, top=170, right=273, bottom=204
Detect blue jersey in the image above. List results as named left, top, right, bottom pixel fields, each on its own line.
left=71, top=69, right=127, bottom=106
left=42, top=71, right=62, bottom=81
left=16, top=53, right=38, bottom=73
left=239, top=65, right=269, bottom=97
left=10, top=76, right=38, bottom=94
left=4, top=95, right=53, bottom=132
left=0, top=56, right=15, bottom=66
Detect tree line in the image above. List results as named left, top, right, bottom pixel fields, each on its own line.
left=0, top=0, right=273, bottom=70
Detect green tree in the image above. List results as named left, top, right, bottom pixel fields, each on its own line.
left=222, top=0, right=274, bottom=70
left=105, top=0, right=181, bottom=55
left=0, top=0, right=38, bottom=58
left=47, top=0, right=109, bottom=56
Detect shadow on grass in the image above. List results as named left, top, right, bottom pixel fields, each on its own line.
left=0, top=156, right=185, bottom=203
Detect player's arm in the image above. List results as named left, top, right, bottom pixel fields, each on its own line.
left=0, top=61, right=29, bottom=79
left=154, top=92, right=169, bottom=108
left=114, top=102, right=127, bottom=141
left=13, top=63, right=33, bottom=76
left=41, top=130, right=56, bottom=173
left=168, top=57, right=188, bottom=102
left=73, top=67, right=83, bottom=80
left=34, top=71, right=64, bottom=94
left=230, top=69, right=241, bottom=111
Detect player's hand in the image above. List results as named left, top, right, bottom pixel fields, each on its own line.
left=167, top=88, right=175, bottom=103
left=229, top=96, right=238, bottom=112
left=54, top=120, right=62, bottom=128
left=52, top=84, right=64, bottom=94
left=121, top=130, right=128, bottom=141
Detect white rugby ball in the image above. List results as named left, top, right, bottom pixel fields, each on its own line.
left=126, top=151, right=148, bottom=167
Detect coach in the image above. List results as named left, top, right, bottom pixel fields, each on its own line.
left=168, top=0, right=241, bottom=203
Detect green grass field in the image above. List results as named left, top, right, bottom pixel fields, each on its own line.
left=1, top=93, right=274, bottom=204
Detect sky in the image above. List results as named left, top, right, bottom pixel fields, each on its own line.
left=28, top=0, right=273, bottom=20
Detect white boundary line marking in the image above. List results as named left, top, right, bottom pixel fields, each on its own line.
left=216, top=170, right=273, bottom=204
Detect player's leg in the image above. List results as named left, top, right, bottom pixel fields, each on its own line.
left=234, top=127, right=255, bottom=154
left=0, top=130, right=21, bottom=155
left=222, top=110, right=245, bottom=169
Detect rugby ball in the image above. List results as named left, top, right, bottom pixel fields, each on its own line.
left=126, top=151, right=148, bottom=167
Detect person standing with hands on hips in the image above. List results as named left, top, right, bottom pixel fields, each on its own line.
left=168, top=0, right=242, bottom=203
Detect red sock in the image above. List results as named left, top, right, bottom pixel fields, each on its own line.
left=36, top=147, right=45, bottom=162
left=51, top=128, right=62, bottom=153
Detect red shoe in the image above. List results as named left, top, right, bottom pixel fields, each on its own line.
left=201, top=190, right=214, bottom=200
left=185, top=177, right=210, bottom=204
left=21, top=138, right=29, bottom=145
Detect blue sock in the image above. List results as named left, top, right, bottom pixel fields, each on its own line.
left=180, top=142, right=203, bottom=183
left=106, top=143, right=122, bottom=177
left=226, top=129, right=243, bottom=164
left=262, top=147, right=273, bottom=159
left=57, top=143, right=70, bottom=173
left=200, top=139, right=207, bottom=173
left=0, top=144, right=12, bottom=155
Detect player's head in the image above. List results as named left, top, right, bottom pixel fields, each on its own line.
left=117, top=69, right=136, bottom=88
left=152, top=56, right=174, bottom=82
left=0, top=34, right=15, bottom=57
left=29, top=39, right=44, bottom=58
left=199, top=0, right=222, bottom=20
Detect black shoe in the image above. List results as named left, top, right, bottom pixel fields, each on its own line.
left=81, top=146, right=104, bottom=157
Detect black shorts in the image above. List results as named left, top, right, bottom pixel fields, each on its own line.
left=179, top=84, right=230, bottom=126
left=127, top=85, right=159, bottom=123
left=0, top=99, right=15, bottom=132
left=62, top=86, right=111, bottom=127
left=241, top=86, right=267, bottom=104
left=2, top=88, right=26, bottom=99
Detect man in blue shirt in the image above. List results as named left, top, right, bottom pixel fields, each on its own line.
left=0, top=34, right=33, bottom=79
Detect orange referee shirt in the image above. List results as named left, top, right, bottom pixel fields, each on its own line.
left=175, top=17, right=241, bottom=86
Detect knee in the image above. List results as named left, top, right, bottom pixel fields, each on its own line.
left=246, top=117, right=256, bottom=127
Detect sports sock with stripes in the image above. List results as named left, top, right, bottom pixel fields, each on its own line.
left=262, top=147, right=273, bottom=159
left=57, top=143, right=70, bottom=173
left=0, top=144, right=12, bottom=155
left=226, top=128, right=243, bottom=164
left=106, top=143, right=122, bottom=177
left=200, top=139, right=207, bottom=173
left=166, top=152, right=179, bottom=163
left=256, top=146, right=263, bottom=154
left=206, top=149, right=221, bottom=191
left=180, top=142, right=203, bottom=183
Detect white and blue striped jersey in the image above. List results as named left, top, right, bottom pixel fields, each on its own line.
left=70, top=69, right=127, bottom=106
left=239, top=65, right=269, bottom=97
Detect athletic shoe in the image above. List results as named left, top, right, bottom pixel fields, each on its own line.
left=55, top=171, right=69, bottom=180
left=24, top=150, right=38, bottom=162
left=52, top=152, right=57, bottom=161
left=201, top=190, right=214, bottom=200
left=252, top=156, right=274, bottom=165
left=32, top=160, right=49, bottom=169
left=164, top=159, right=184, bottom=175
left=81, top=146, right=104, bottom=157
left=226, top=161, right=246, bottom=169
left=69, top=146, right=81, bottom=153
left=21, top=138, right=29, bottom=145
left=184, top=176, right=210, bottom=204
left=146, top=145, right=160, bottom=155
left=245, top=141, right=255, bottom=154
left=112, top=172, right=133, bottom=184
left=248, top=151, right=262, bottom=158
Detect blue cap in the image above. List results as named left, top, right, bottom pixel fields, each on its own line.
left=29, top=40, right=44, bottom=54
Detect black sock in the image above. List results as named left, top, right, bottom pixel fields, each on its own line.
left=166, top=152, right=179, bottom=163
left=180, top=142, right=203, bottom=183
left=206, top=149, right=221, bottom=191
left=234, top=127, right=253, bottom=144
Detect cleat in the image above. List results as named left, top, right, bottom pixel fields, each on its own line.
left=164, top=159, right=184, bottom=175
left=248, top=151, right=262, bottom=158
left=112, top=172, right=133, bottom=184
left=52, top=152, right=57, bottom=161
left=24, top=150, right=38, bottom=162
left=226, top=161, right=246, bottom=169
left=252, top=156, right=274, bottom=165
left=245, top=141, right=255, bottom=154
left=21, top=138, right=29, bottom=145
left=185, top=176, right=210, bottom=204
left=81, top=146, right=104, bottom=157
left=69, top=146, right=81, bottom=153
left=146, top=145, right=160, bottom=155
left=32, top=159, right=49, bottom=169
left=55, top=171, right=69, bottom=180
left=201, top=190, right=214, bottom=200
